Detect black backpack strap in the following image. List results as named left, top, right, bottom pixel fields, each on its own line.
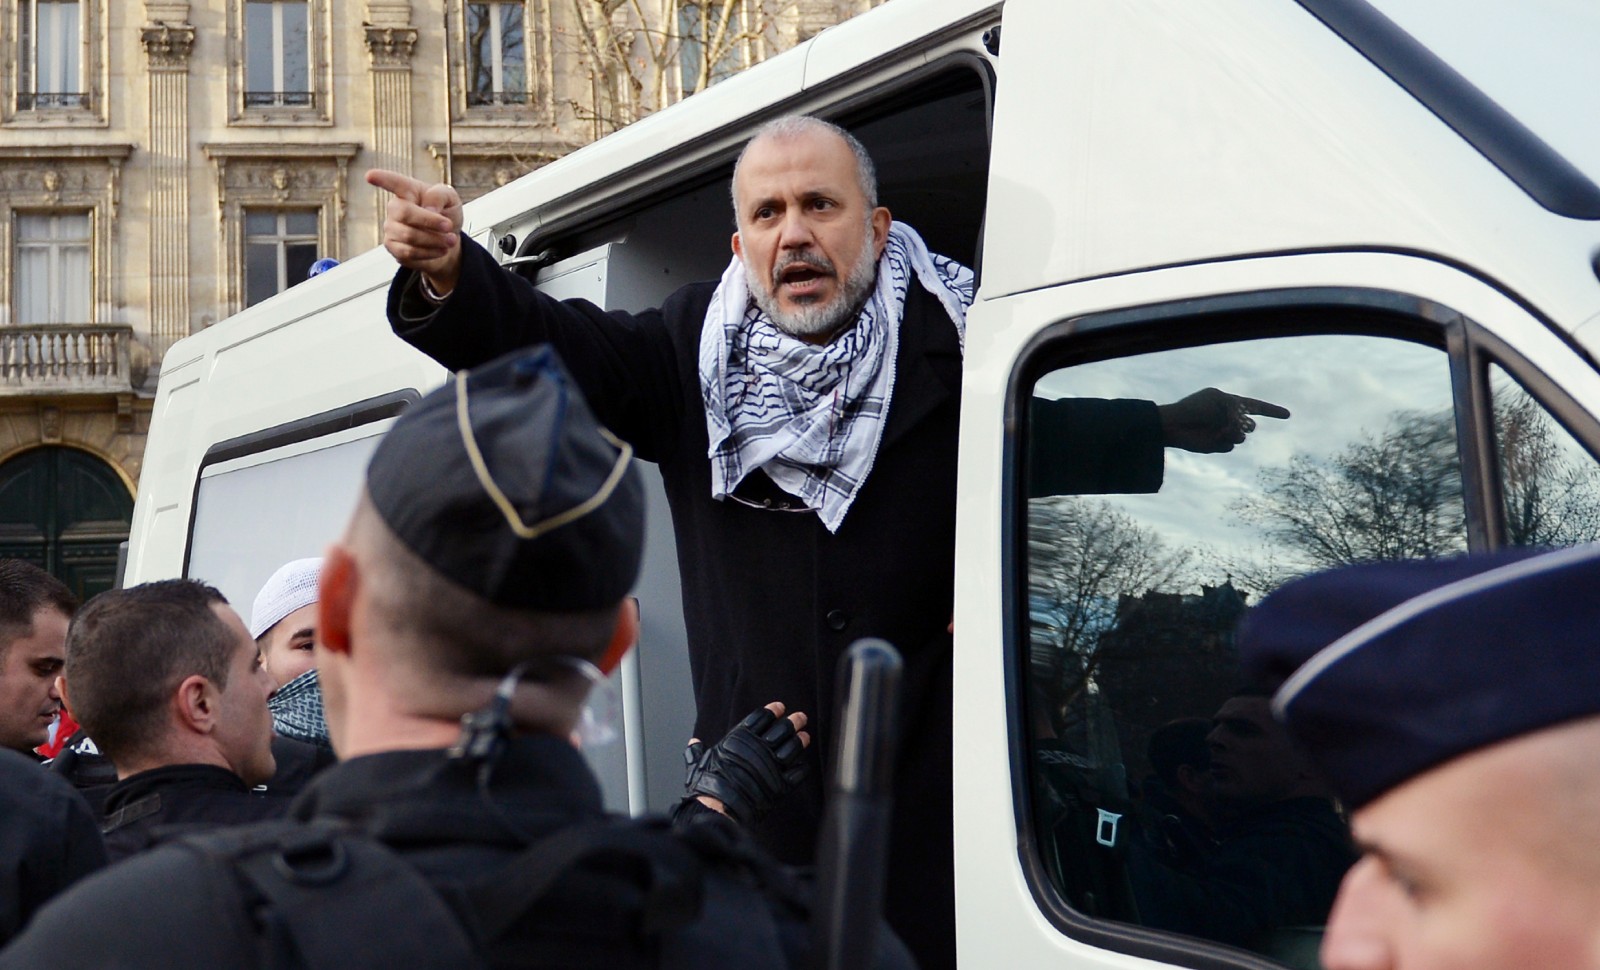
left=462, top=815, right=796, bottom=969
left=463, top=816, right=704, bottom=941
left=178, top=819, right=484, bottom=970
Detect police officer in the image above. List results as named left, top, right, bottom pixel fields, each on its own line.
left=62, top=580, right=284, bottom=862
left=1239, top=543, right=1600, bottom=970
left=0, top=747, right=104, bottom=945
left=0, top=346, right=911, bottom=969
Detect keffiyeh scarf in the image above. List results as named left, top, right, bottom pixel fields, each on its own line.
left=699, top=221, right=974, bottom=533
left=268, top=667, right=331, bottom=749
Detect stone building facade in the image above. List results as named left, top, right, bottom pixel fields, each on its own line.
left=0, top=0, right=878, bottom=595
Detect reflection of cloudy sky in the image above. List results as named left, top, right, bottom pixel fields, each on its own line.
left=1033, top=334, right=1455, bottom=582
left=1369, top=0, right=1600, bottom=185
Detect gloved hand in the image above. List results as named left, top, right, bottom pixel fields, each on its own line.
left=683, top=702, right=809, bottom=825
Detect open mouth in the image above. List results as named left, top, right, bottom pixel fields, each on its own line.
left=773, top=255, right=835, bottom=298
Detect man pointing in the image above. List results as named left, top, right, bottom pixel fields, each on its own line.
left=368, top=115, right=1285, bottom=968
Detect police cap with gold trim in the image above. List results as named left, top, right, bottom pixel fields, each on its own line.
left=366, top=345, right=643, bottom=612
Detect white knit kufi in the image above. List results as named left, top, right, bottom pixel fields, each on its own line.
left=250, top=557, right=323, bottom=639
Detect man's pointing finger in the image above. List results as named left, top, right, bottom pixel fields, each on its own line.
left=1238, top=397, right=1291, bottom=420
left=365, top=168, right=427, bottom=202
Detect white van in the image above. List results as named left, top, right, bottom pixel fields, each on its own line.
left=125, top=0, right=1600, bottom=966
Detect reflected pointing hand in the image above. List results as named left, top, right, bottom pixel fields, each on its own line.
left=1159, top=387, right=1290, bottom=454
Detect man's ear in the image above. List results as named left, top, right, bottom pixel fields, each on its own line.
left=731, top=231, right=743, bottom=262
left=870, top=206, right=892, bottom=258
left=319, top=544, right=357, bottom=657
left=175, top=674, right=218, bottom=735
left=596, top=598, right=639, bottom=676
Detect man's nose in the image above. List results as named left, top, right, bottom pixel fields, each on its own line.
left=47, top=676, right=62, bottom=701
left=777, top=209, right=815, bottom=249
left=1321, top=862, right=1394, bottom=970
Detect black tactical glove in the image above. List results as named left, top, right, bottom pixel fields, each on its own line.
left=682, top=705, right=808, bottom=825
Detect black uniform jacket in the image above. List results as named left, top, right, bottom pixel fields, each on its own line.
left=0, top=737, right=905, bottom=970
left=0, top=749, right=105, bottom=946
left=99, top=763, right=290, bottom=863
left=388, top=237, right=1166, bottom=970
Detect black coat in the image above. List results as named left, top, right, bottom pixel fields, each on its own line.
left=0, top=749, right=104, bottom=946
left=0, top=737, right=910, bottom=969
left=99, top=763, right=289, bottom=863
left=388, top=238, right=1167, bottom=970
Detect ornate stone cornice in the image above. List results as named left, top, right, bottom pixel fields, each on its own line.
left=364, top=24, right=418, bottom=68
left=141, top=22, right=196, bottom=69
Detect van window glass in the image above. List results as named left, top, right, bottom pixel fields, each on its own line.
left=188, top=425, right=385, bottom=608
left=1489, top=364, right=1600, bottom=548
left=1023, top=331, right=1462, bottom=965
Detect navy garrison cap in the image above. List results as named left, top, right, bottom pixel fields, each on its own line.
left=366, top=345, right=643, bottom=612
left=1239, top=544, right=1600, bottom=811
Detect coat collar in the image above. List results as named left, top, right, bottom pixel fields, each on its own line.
left=878, top=282, right=963, bottom=452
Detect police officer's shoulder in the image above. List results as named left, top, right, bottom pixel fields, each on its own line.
left=0, top=838, right=250, bottom=968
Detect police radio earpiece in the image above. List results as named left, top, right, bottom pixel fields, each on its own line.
left=448, top=656, right=608, bottom=765
left=449, top=663, right=529, bottom=765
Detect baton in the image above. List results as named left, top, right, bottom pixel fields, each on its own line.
left=811, top=638, right=903, bottom=970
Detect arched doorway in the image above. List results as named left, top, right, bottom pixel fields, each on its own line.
left=0, top=447, right=133, bottom=600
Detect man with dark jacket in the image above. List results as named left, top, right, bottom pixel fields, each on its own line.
left=0, top=346, right=910, bottom=970
left=367, top=115, right=1285, bottom=968
left=0, top=747, right=104, bottom=946
left=61, top=580, right=282, bottom=861
left=0, top=560, right=76, bottom=758
left=1129, top=692, right=1355, bottom=960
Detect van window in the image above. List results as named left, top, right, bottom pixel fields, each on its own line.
left=1021, top=323, right=1468, bottom=966
left=1488, top=364, right=1600, bottom=549
left=187, top=420, right=389, bottom=607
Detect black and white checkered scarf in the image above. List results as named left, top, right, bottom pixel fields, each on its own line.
left=699, top=222, right=974, bottom=532
left=268, top=667, right=331, bottom=749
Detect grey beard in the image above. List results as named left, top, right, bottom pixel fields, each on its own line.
left=747, top=230, right=879, bottom=340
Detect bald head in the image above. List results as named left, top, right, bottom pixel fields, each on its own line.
left=730, top=116, right=878, bottom=226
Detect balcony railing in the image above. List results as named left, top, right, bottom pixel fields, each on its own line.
left=0, top=325, right=133, bottom=394
left=16, top=92, right=88, bottom=110
left=244, top=91, right=315, bottom=108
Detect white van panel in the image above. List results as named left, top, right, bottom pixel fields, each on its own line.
left=982, top=0, right=1600, bottom=338
left=954, top=249, right=1600, bottom=966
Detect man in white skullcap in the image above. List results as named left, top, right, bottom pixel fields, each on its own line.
left=251, top=558, right=330, bottom=753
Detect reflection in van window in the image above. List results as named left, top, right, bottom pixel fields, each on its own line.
left=1489, top=366, right=1600, bottom=549
left=1025, top=333, right=1464, bottom=966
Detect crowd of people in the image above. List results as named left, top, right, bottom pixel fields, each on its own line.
left=0, top=115, right=1591, bottom=970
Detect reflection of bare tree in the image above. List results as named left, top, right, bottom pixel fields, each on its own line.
left=1027, top=497, right=1191, bottom=719
left=1495, top=388, right=1600, bottom=547
left=1236, top=410, right=1467, bottom=572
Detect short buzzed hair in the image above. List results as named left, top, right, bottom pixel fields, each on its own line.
left=730, top=115, right=880, bottom=219
left=65, top=580, right=236, bottom=763
left=0, top=560, right=78, bottom=659
left=348, top=497, right=618, bottom=680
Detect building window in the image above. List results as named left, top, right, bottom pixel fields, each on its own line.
left=245, top=1, right=311, bottom=108
left=18, top=0, right=84, bottom=110
left=227, top=0, right=328, bottom=125
left=466, top=1, right=528, bottom=106
left=677, top=0, right=755, bottom=94
left=14, top=211, right=90, bottom=323
left=243, top=210, right=318, bottom=307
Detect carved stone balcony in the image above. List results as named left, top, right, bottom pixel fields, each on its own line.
left=0, top=325, right=134, bottom=395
